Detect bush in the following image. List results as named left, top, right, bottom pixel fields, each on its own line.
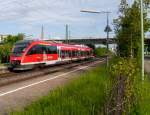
left=94, top=47, right=107, bottom=57
left=106, top=58, right=139, bottom=114
left=0, top=34, right=23, bottom=63
left=0, top=44, right=12, bottom=63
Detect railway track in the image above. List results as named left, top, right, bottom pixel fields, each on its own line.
left=0, top=58, right=103, bottom=87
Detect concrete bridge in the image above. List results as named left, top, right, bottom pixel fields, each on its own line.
left=47, top=37, right=115, bottom=44
left=47, top=37, right=150, bottom=45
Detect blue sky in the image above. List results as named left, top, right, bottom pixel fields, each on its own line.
left=0, top=0, right=132, bottom=40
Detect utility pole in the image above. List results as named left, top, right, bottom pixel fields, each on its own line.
left=66, top=24, right=69, bottom=44
left=69, top=30, right=71, bottom=44
left=41, top=25, right=44, bottom=40
left=104, top=12, right=112, bottom=68
left=140, top=0, right=144, bottom=80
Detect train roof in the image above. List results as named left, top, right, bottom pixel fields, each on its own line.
left=15, top=40, right=92, bottom=51
left=15, top=40, right=34, bottom=45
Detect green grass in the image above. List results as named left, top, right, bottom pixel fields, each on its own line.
left=11, top=65, right=111, bottom=115
left=134, top=75, right=150, bottom=114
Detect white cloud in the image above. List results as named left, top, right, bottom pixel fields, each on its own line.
left=0, top=0, right=116, bottom=23
left=0, top=0, right=120, bottom=38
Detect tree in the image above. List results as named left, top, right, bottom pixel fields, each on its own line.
left=94, top=47, right=112, bottom=57
left=4, top=33, right=24, bottom=45
left=114, top=0, right=150, bottom=58
left=0, top=33, right=24, bottom=63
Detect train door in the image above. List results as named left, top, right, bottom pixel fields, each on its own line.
left=57, top=47, right=61, bottom=61
left=23, top=45, right=43, bottom=64
left=42, top=45, right=47, bottom=63
left=45, top=46, right=58, bottom=60
left=43, top=50, right=47, bottom=62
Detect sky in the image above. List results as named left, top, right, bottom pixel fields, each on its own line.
left=0, top=0, right=132, bottom=40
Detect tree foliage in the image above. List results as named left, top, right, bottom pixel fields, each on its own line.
left=109, top=58, right=139, bottom=114
left=4, top=33, right=24, bottom=45
left=94, top=47, right=112, bottom=57
left=94, top=47, right=107, bottom=57
left=114, top=0, right=150, bottom=58
left=0, top=33, right=23, bottom=63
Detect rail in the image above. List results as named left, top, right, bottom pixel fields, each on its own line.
left=0, top=58, right=104, bottom=87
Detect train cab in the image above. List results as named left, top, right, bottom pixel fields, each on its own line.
left=9, top=40, right=33, bottom=70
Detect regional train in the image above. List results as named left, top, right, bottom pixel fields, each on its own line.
left=9, top=40, right=94, bottom=70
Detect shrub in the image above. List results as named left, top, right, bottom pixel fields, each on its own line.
left=94, top=47, right=107, bottom=57
left=106, top=58, right=139, bottom=114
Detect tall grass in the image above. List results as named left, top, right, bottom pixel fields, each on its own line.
left=11, top=65, right=111, bottom=115
left=134, top=75, right=150, bottom=114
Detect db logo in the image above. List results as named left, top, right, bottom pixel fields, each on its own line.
left=14, top=58, right=17, bottom=60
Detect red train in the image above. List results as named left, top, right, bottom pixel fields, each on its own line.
left=9, top=40, right=94, bottom=70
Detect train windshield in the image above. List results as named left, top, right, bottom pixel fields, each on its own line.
left=12, top=41, right=31, bottom=56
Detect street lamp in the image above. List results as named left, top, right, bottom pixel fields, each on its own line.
left=80, top=10, right=112, bottom=67
left=140, top=0, right=144, bottom=80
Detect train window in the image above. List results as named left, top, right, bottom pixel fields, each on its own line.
left=81, top=51, right=84, bottom=56
left=12, top=43, right=30, bottom=56
left=75, top=51, right=77, bottom=56
left=79, top=51, right=81, bottom=56
left=72, top=51, right=75, bottom=57
left=85, top=51, right=87, bottom=56
left=45, top=46, right=57, bottom=54
left=87, top=51, right=89, bottom=56
left=74, top=51, right=76, bottom=57
left=78, top=51, right=80, bottom=56
left=76, top=50, right=78, bottom=56
left=12, top=45, right=27, bottom=56
left=65, top=50, right=69, bottom=57
left=64, top=51, right=66, bottom=57
left=69, top=51, right=72, bottom=57
left=60, top=50, right=70, bottom=58
left=76, top=51, right=78, bottom=56
left=83, top=51, right=85, bottom=56
left=86, top=51, right=88, bottom=56
left=61, top=50, right=65, bottom=58
left=27, top=45, right=43, bottom=55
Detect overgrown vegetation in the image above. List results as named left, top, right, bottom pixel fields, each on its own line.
left=11, top=65, right=112, bottom=115
left=94, top=47, right=107, bottom=57
left=111, top=1, right=150, bottom=113
left=94, top=47, right=113, bottom=58
left=106, top=58, right=138, bottom=114
left=114, top=0, right=150, bottom=58
left=105, top=57, right=150, bottom=114
left=0, top=34, right=23, bottom=63
left=136, top=75, right=150, bottom=114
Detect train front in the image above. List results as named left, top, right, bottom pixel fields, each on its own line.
left=9, top=40, right=31, bottom=70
